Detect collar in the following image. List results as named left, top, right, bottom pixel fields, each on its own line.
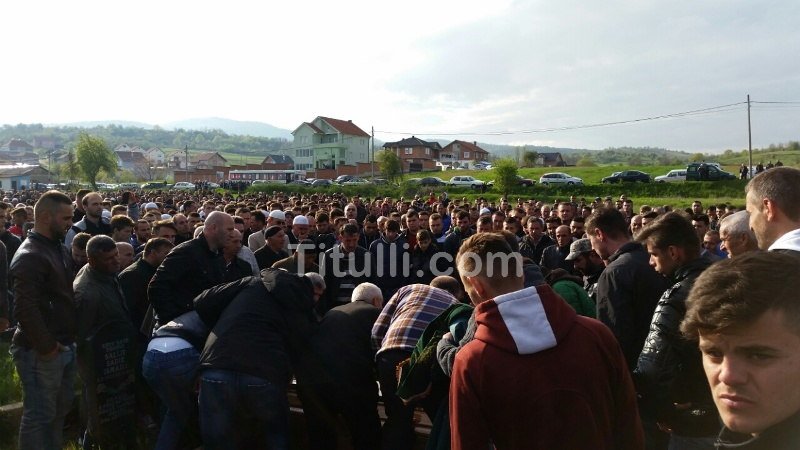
left=607, top=241, right=642, bottom=263
left=768, top=228, right=800, bottom=252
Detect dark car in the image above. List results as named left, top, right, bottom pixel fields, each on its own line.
left=418, top=177, right=447, bottom=187
left=335, top=175, right=355, bottom=184
left=601, top=170, right=651, bottom=183
left=311, top=179, right=334, bottom=187
left=685, top=163, right=737, bottom=181
left=487, top=175, right=534, bottom=187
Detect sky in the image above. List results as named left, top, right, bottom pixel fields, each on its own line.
left=2, top=0, right=799, bottom=153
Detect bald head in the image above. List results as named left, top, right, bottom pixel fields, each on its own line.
left=203, top=211, right=234, bottom=251
left=555, top=225, right=572, bottom=247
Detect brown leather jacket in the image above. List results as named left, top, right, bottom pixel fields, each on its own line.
left=10, top=231, right=77, bottom=354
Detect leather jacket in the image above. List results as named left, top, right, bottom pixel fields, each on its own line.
left=9, top=231, right=77, bottom=354
left=634, top=257, right=718, bottom=437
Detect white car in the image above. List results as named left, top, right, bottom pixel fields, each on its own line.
left=538, top=172, right=584, bottom=186
left=654, top=169, right=687, bottom=183
left=173, top=182, right=196, bottom=190
left=449, top=176, right=485, bottom=188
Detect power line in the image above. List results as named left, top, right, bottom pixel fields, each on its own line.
left=374, top=101, right=747, bottom=137
left=751, top=101, right=800, bottom=104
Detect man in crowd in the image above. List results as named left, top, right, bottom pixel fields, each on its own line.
left=449, top=233, right=643, bottom=450
left=116, top=241, right=135, bottom=270
left=682, top=251, right=800, bottom=448
left=634, top=212, right=718, bottom=449
left=358, top=214, right=380, bottom=250
left=519, top=216, right=554, bottom=265
left=110, top=215, right=135, bottom=243
left=131, top=219, right=152, bottom=249
left=9, top=191, right=77, bottom=450
left=73, top=235, right=138, bottom=447
left=305, top=282, right=383, bottom=450
left=369, top=219, right=408, bottom=302
left=586, top=207, right=668, bottom=370
left=194, top=269, right=319, bottom=449
left=0, top=202, right=21, bottom=263
left=540, top=224, right=574, bottom=274
left=564, top=238, right=605, bottom=303
left=149, top=211, right=232, bottom=328
left=320, top=223, right=371, bottom=312
left=718, top=211, right=758, bottom=258
left=255, top=226, right=288, bottom=270
left=372, top=283, right=458, bottom=450
left=120, top=238, right=173, bottom=336
left=745, top=166, right=800, bottom=253
left=65, top=192, right=111, bottom=247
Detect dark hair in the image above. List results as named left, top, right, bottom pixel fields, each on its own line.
left=34, top=190, right=72, bottom=220
left=682, top=251, right=800, bottom=338
left=692, top=214, right=710, bottom=226
left=252, top=210, right=266, bottom=224
left=585, top=207, right=628, bottom=239
left=385, top=220, right=400, bottom=233
left=477, top=216, right=493, bottom=227
left=110, top=214, right=135, bottom=231
left=430, top=276, right=462, bottom=299
left=71, top=232, right=92, bottom=251
left=86, top=235, right=117, bottom=258
left=363, top=214, right=378, bottom=224
left=340, top=223, right=359, bottom=236
left=499, top=230, right=520, bottom=252
left=143, top=237, right=174, bottom=257
left=153, top=220, right=178, bottom=234
left=636, top=212, right=700, bottom=254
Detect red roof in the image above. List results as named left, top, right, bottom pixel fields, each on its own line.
left=319, top=117, right=370, bottom=137
left=446, top=140, right=488, bottom=155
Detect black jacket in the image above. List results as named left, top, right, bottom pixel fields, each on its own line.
left=519, top=234, right=554, bottom=266
left=717, top=410, right=800, bottom=449
left=312, top=300, right=381, bottom=387
left=321, top=244, right=372, bottom=312
left=254, top=245, right=288, bottom=271
left=195, top=269, right=317, bottom=384
left=10, top=231, right=77, bottom=354
left=539, top=243, right=573, bottom=274
left=596, top=242, right=669, bottom=371
left=634, top=257, right=718, bottom=436
left=119, top=258, right=158, bottom=333
left=148, top=234, right=225, bottom=328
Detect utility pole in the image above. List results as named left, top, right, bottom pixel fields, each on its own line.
left=184, top=144, right=189, bottom=183
left=371, top=126, right=375, bottom=178
left=747, top=94, right=753, bottom=179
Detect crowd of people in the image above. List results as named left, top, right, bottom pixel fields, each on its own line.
left=0, top=166, right=799, bottom=449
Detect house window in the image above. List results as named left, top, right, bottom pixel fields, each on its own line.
left=405, top=147, right=413, bottom=155
left=463, top=151, right=470, bottom=159
left=425, top=148, right=430, bottom=155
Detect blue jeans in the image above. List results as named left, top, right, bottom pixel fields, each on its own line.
left=141, top=347, right=200, bottom=450
left=10, top=343, right=77, bottom=450
left=199, top=368, right=289, bottom=450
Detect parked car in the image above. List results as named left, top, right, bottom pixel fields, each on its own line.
left=418, top=177, right=447, bottom=187
left=654, top=169, right=687, bottom=183
left=118, top=182, right=141, bottom=190
left=685, top=163, right=737, bottom=181
left=371, top=178, right=392, bottom=185
left=342, top=177, right=371, bottom=186
left=173, top=182, right=196, bottom=190
left=538, top=172, right=584, bottom=186
left=449, top=176, right=485, bottom=188
left=141, top=181, right=168, bottom=189
left=288, top=180, right=311, bottom=186
left=311, top=179, right=334, bottom=187
left=601, top=170, right=651, bottom=183
left=335, top=175, right=356, bottom=184
left=487, top=175, right=535, bottom=187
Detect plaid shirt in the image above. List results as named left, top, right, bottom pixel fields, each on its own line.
left=372, top=284, right=458, bottom=355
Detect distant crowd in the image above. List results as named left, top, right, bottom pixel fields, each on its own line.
left=1, top=167, right=799, bottom=449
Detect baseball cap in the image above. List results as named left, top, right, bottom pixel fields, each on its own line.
left=565, top=238, right=593, bottom=261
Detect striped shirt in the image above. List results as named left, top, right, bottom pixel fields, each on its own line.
left=372, top=284, right=458, bottom=355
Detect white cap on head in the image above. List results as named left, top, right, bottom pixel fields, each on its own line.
left=160, top=214, right=172, bottom=220
left=145, top=202, right=158, bottom=210
left=269, top=210, right=286, bottom=221
left=479, top=207, right=491, bottom=216
left=101, top=210, right=112, bottom=219
left=293, top=215, right=309, bottom=225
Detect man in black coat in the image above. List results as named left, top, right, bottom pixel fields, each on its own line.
left=148, top=211, right=233, bottom=328
left=634, top=213, right=718, bottom=448
left=303, top=282, right=383, bottom=450
left=194, top=268, right=319, bottom=449
left=320, top=223, right=372, bottom=313
left=119, top=238, right=173, bottom=334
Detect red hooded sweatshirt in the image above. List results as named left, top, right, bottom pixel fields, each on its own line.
left=450, top=285, right=644, bottom=450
